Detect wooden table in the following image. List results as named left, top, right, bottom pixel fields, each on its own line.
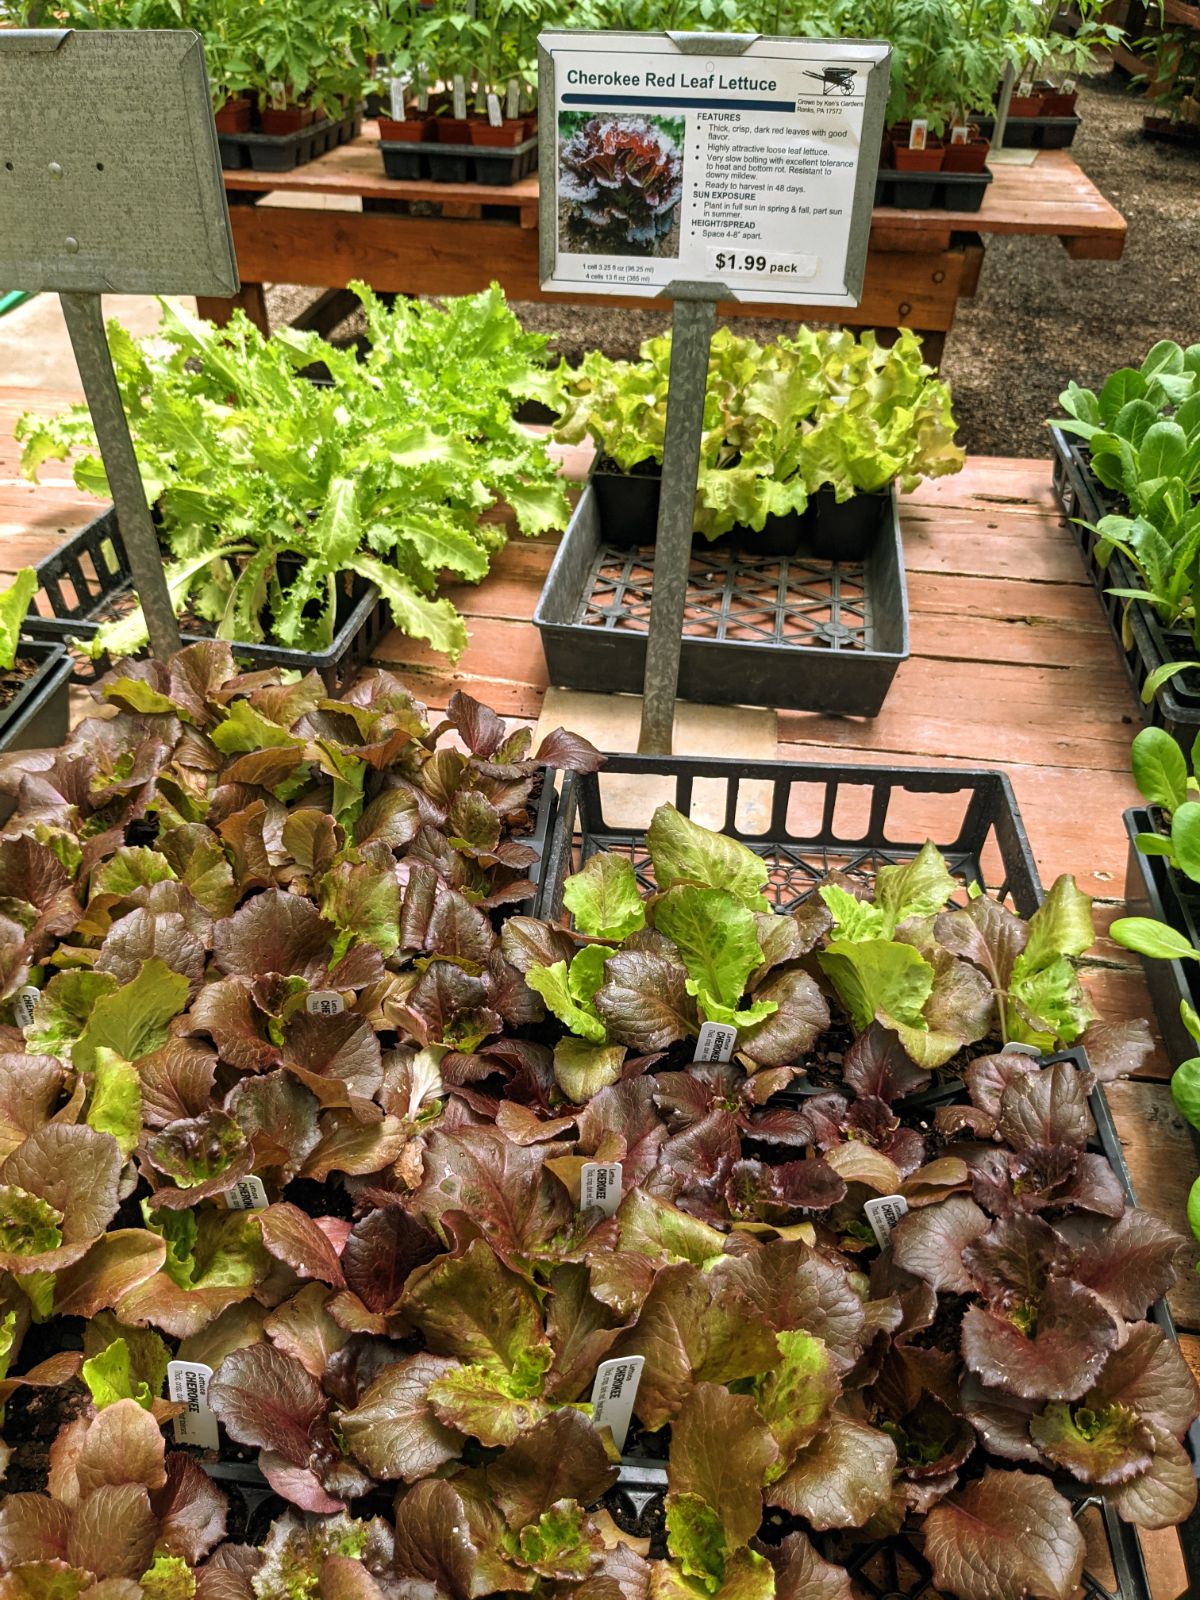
left=198, top=130, right=1126, bottom=363
left=0, top=388, right=1189, bottom=1593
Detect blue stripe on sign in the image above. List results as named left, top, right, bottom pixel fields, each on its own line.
left=561, top=93, right=797, bottom=112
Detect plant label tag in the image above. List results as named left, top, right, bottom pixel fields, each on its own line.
left=694, top=1022, right=737, bottom=1063
left=506, top=79, right=521, bottom=120
left=418, top=86, right=429, bottom=112
left=306, top=990, right=345, bottom=1017
left=167, top=1360, right=219, bottom=1449
left=950, top=123, right=969, bottom=144
left=580, top=1161, right=622, bottom=1216
left=908, top=118, right=928, bottom=150
left=1018, top=77, right=1033, bottom=98
left=453, top=75, right=467, bottom=121
left=1062, top=77, right=1076, bottom=93
left=389, top=78, right=406, bottom=120
left=13, top=986, right=38, bottom=1031
left=864, top=1193, right=909, bottom=1247
left=1001, top=1041, right=1042, bottom=1058
left=590, top=1356, right=643, bottom=1451
left=486, top=92, right=503, bottom=128
left=224, top=1175, right=268, bottom=1211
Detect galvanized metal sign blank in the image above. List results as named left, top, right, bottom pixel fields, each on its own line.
left=0, top=28, right=237, bottom=296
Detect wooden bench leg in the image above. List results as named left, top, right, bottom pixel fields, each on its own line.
left=195, top=282, right=269, bottom=335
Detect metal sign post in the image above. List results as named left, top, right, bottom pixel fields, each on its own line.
left=538, top=29, right=890, bottom=753
left=0, top=29, right=239, bottom=660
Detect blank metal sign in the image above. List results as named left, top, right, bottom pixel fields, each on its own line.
left=0, top=28, right=237, bottom=296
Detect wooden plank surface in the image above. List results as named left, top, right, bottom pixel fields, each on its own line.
left=223, top=129, right=1126, bottom=256
left=1, top=391, right=1194, bottom=1593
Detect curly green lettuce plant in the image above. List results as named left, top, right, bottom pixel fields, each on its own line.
left=0, top=570, right=36, bottom=675
left=17, top=286, right=569, bottom=662
left=554, top=325, right=963, bottom=539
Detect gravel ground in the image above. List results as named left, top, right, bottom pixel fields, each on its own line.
left=268, top=65, right=1200, bottom=459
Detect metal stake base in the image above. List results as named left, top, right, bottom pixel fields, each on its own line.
left=59, top=292, right=181, bottom=660
left=637, top=296, right=718, bottom=755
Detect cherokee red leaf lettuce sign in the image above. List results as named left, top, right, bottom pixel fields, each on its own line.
left=537, top=30, right=889, bottom=305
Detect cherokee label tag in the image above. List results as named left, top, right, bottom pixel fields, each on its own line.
left=224, top=1175, right=269, bottom=1211
left=864, top=1194, right=909, bottom=1248
left=590, top=1356, right=644, bottom=1452
left=506, top=80, right=521, bottom=119
left=693, top=1022, right=737, bottom=1063
left=389, top=79, right=406, bottom=120
left=13, top=986, right=38, bottom=1030
left=306, top=990, right=345, bottom=1016
left=167, top=1360, right=219, bottom=1449
left=581, top=1161, right=622, bottom=1217
left=486, top=92, right=503, bottom=127
left=452, top=75, right=468, bottom=120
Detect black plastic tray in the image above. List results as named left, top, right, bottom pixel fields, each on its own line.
left=977, top=112, right=1081, bottom=148
left=534, top=480, right=909, bottom=718
left=603, top=1056, right=1198, bottom=1600
left=0, top=641, right=72, bottom=824
left=1143, top=116, right=1200, bottom=148
left=874, top=165, right=993, bottom=211
left=218, top=109, right=362, bottom=173
left=196, top=1037, right=1199, bottom=1598
left=26, top=509, right=390, bottom=694
left=1050, top=427, right=1200, bottom=745
left=0, top=639, right=71, bottom=756
left=1124, top=807, right=1200, bottom=1070
left=379, top=134, right=537, bottom=186
left=540, top=755, right=1041, bottom=919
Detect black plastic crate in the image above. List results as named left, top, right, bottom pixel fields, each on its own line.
left=540, top=756, right=1040, bottom=920
left=218, top=108, right=362, bottom=173
left=27, top=509, right=390, bottom=694
left=873, top=166, right=993, bottom=212
left=379, top=135, right=537, bottom=186
left=1050, top=428, right=1200, bottom=744
left=977, top=112, right=1081, bottom=148
left=534, top=481, right=909, bottom=719
left=518, top=771, right=557, bottom=920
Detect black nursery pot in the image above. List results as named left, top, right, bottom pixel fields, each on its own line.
left=591, top=460, right=804, bottom=556
left=591, top=459, right=663, bottom=549
left=702, top=511, right=806, bottom=558
left=804, top=485, right=891, bottom=561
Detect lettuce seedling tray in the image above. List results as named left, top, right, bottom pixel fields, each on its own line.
left=874, top=166, right=993, bottom=212
left=541, top=755, right=1041, bottom=919
left=379, top=135, right=538, bottom=186
left=1051, top=427, right=1200, bottom=745
left=26, top=509, right=390, bottom=694
left=534, top=481, right=909, bottom=718
left=218, top=108, right=362, bottom=172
